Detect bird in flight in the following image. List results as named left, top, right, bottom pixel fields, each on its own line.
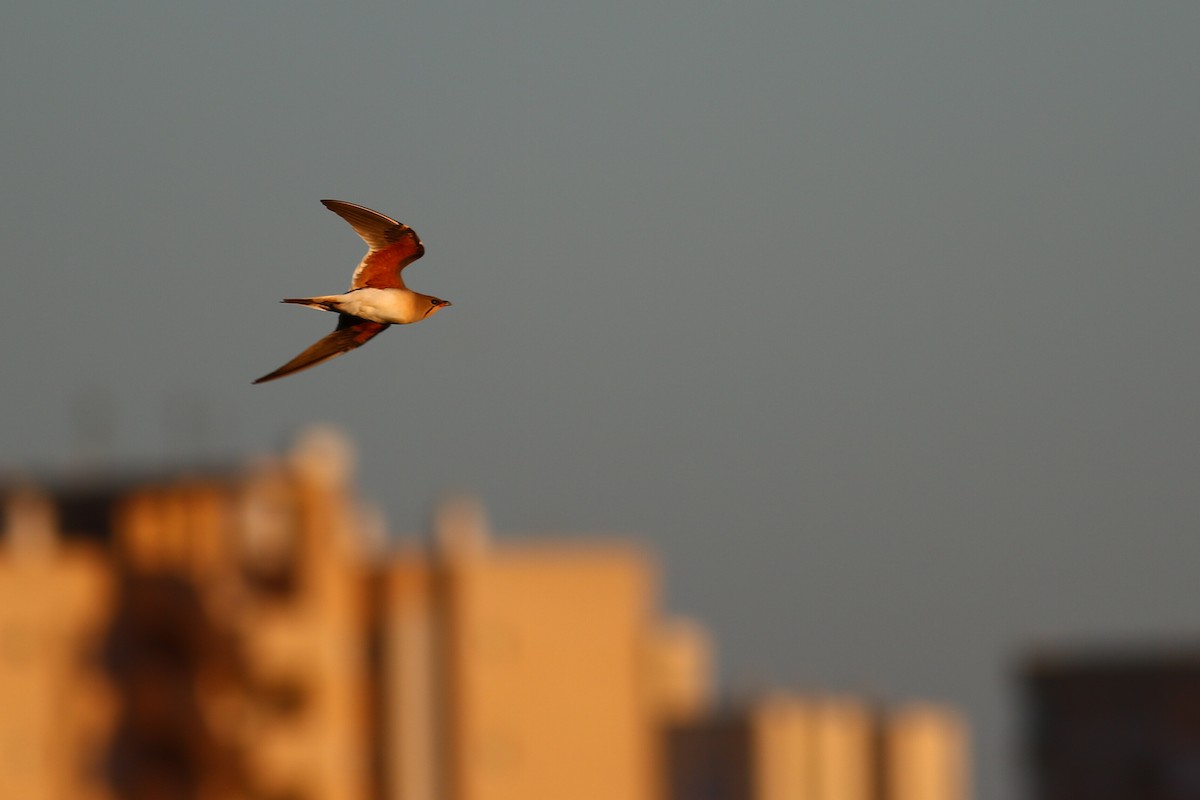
left=253, top=200, right=450, bottom=384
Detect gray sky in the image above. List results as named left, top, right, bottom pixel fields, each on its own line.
left=4, top=3, right=1199, bottom=797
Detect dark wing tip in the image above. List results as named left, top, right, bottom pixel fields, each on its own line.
left=320, top=198, right=396, bottom=219
left=319, top=199, right=415, bottom=253
left=252, top=318, right=389, bottom=384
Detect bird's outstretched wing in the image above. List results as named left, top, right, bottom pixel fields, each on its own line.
left=253, top=315, right=389, bottom=384
left=320, top=199, right=426, bottom=291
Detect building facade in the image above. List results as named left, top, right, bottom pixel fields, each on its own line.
left=1, top=429, right=967, bottom=800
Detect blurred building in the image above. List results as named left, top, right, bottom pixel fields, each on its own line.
left=1023, top=647, right=1200, bottom=800
left=0, top=428, right=968, bottom=800
left=665, top=694, right=967, bottom=800
left=0, top=487, right=115, bottom=800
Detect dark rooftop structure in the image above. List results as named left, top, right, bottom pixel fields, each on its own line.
left=1023, top=645, right=1200, bottom=800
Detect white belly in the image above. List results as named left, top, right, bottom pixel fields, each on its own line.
left=335, top=288, right=422, bottom=324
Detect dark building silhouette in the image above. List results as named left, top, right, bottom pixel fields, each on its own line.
left=1024, top=647, right=1200, bottom=800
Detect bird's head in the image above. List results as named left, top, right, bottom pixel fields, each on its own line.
left=424, top=297, right=452, bottom=318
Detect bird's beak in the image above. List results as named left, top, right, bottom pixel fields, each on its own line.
left=443, top=301, right=453, bottom=307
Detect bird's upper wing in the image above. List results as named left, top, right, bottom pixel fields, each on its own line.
left=320, top=199, right=426, bottom=291
left=253, top=315, right=389, bottom=384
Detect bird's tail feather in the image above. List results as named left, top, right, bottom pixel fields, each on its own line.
left=282, top=296, right=338, bottom=311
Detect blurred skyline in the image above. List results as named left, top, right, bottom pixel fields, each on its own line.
left=3, top=3, right=1199, bottom=798
left=0, top=442, right=968, bottom=799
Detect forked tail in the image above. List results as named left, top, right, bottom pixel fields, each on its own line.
left=281, top=297, right=338, bottom=311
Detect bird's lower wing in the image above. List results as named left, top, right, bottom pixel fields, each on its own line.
left=253, top=316, right=389, bottom=384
